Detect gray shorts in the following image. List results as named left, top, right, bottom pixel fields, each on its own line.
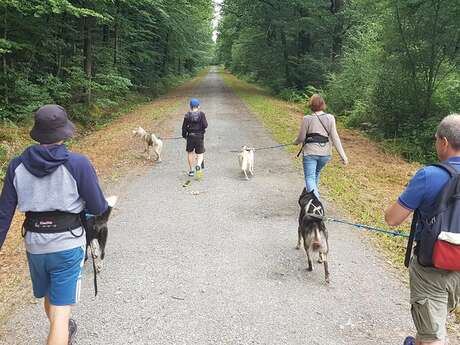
left=409, top=256, right=460, bottom=342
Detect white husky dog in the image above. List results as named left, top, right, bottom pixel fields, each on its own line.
left=132, top=126, right=163, bottom=161
left=238, top=146, right=255, bottom=180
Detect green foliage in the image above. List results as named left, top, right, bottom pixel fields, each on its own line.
left=0, top=0, right=214, bottom=126
left=217, top=0, right=460, bottom=162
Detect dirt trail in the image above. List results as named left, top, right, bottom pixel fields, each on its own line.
left=2, top=67, right=456, bottom=345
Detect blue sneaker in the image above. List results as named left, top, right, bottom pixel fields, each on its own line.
left=403, top=336, right=416, bottom=345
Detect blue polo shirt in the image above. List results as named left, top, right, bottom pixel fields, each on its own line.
left=398, top=156, right=460, bottom=240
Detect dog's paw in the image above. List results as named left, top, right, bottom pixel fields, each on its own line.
left=325, top=276, right=330, bottom=284
left=307, top=266, right=313, bottom=272
left=295, top=245, right=301, bottom=250
left=96, top=261, right=104, bottom=273
left=317, top=258, right=323, bottom=264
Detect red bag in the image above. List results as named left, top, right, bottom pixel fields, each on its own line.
left=432, top=232, right=460, bottom=271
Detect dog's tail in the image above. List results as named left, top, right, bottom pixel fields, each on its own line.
left=308, top=222, right=323, bottom=251
left=151, top=133, right=160, bottom=143
left=312, top=229, right=321, bottom=250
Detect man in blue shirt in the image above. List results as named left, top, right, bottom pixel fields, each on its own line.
left=0, top=105, right=108, bottom=345
left=385, top=114, right=460, bottom=345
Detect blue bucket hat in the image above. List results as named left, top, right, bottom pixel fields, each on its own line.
left=190, top=98, right=200, bottom=109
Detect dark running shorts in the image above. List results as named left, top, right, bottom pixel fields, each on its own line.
left=186, top=135, right=205, bottom=154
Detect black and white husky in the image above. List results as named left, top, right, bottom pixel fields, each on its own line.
left=297, top=188, right=330, bottom=283
left=132, top=126, right=163, bottom=161
left=83, top=196, right=118, bottom=273
left=238, top=146, right=255, bottom=180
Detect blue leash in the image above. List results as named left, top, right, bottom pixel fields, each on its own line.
left=326, top=217, right=409, bottom=238
left=306, top=213, right=409, bottom=238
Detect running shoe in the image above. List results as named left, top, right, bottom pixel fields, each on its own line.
left=195, top=165, right=203, bottom=179
left=403, top=336, right=416, bottom=345
left=188, top=170, right=195, bottom=177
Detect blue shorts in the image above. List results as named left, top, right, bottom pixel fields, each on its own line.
left=27, top=246, right=85, bottom=306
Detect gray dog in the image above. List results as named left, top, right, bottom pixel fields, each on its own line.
left=296, top=188, right=330, bottom=283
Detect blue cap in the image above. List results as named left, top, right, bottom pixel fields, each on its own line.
left=190, top=98, right=200, bottom=109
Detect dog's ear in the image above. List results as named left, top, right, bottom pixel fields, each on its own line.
left=106, top=195, right=118, bottom=208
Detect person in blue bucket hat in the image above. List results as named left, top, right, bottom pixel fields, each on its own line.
left=182, top=98, right=208, bottom=178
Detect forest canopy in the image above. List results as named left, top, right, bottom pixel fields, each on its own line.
left=216, top=0, right=460, bottom=161
left=0, top=0, right=214, bottom=125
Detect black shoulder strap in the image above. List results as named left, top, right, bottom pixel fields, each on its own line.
left=431, top=162, right=458, bottom=177
left=404, top=209, right=419, bottom=268
left=315, top=114, right=330, bottom=136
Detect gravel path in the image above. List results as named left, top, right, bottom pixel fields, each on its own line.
left=2, top=68, right=425, bottom=345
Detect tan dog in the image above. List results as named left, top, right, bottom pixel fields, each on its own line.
left=132, top=126, right=163, bottom=161
left=238, top=146, right=255, bottom=180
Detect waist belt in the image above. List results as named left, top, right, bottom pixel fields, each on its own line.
left=305, top=133, right=329, bottom=144
left=23, top=211, right=83, bottom=237
left=188, top=132, right=203, bottom=137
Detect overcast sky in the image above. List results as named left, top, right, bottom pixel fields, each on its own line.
left=213, top=0, right=223, bottom=42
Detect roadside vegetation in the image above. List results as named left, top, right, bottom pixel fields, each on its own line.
left=220, top=69, right=460, bottom=325
left=217, top=0, right=460, bottom=163
left=0, top=0, right=214, bottom=179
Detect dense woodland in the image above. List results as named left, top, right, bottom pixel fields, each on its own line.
left=217, top=0, right=460, bottom=161
left=0, top=0, right=214, bottom=125
left=1, top=1, right=459, bottom=162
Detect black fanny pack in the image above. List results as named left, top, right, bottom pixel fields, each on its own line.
left=23, top=211, right=83, bottom=236
left=305, top=133, right=329, bottom=144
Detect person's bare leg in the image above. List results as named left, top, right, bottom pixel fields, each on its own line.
left=44, top=297, right=51, bottom=321
left=47, top=303, right=71, bottom=345
left=196, top=154, right=204, bottom=167
left=187, top=152, right=195, bottom=171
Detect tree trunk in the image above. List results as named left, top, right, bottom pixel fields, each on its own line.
left=83, top=16, right=94, bottom=105
left=162, top=31, right=170, bottom=76
left=2, top=6, right=8, bottom=105
left=56, top=14, right=66, bottom=77
left=113, top=2, right=119, bottom=66
left=330, top=0, right=345, bottom=62
left=280, top=29, right=289, bottom=84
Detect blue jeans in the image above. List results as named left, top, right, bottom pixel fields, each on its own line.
left=303, top=155, right=331, bottom=198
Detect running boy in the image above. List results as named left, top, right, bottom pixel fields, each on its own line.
left=182, top=98, right=208, bottom=177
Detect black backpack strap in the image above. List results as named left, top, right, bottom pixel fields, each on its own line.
left=431, top=162, right=458, bottom=176
left=404, top=209, right=419, bottom=268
